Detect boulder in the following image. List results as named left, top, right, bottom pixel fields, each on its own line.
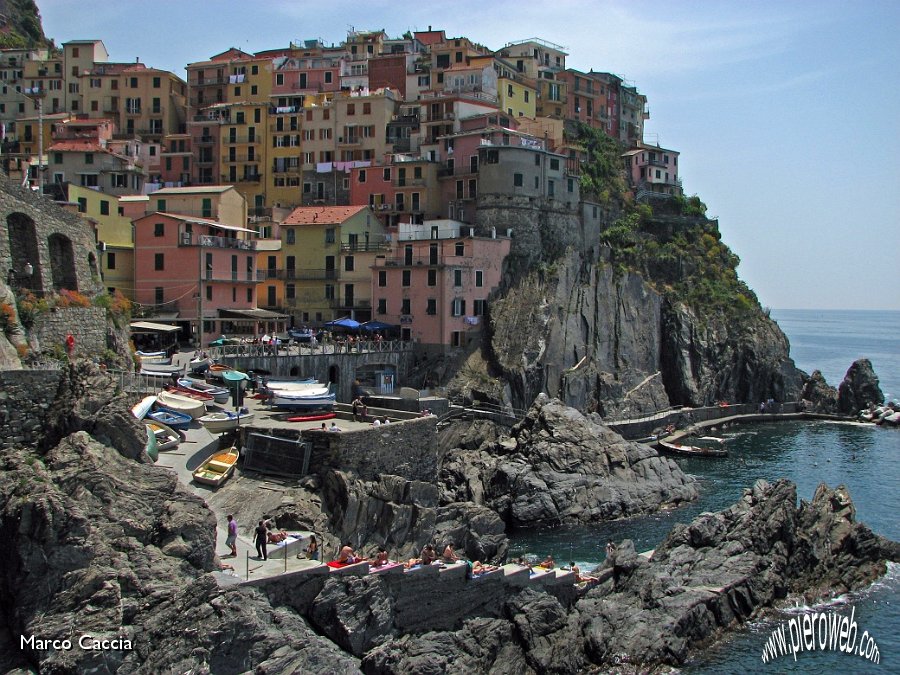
left=440, top=395, right=698, bottom=527
left=800, top=369, right=838, bottom=412
left=837, top=358, right=884, bottom=414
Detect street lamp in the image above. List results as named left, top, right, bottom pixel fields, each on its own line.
left=22, top=87, right=46, bottom=196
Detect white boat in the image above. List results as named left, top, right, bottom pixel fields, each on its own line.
left=140, top=362, right=185, bottom=376
left=199, top=409, right=254, bottom=433
left=178, top=377, right=230, bottom=404
left=131, top=395, right=157, bottom=420
left=263, top=378, right=317, bottom=392
left=157, top=390, right=206, bottom=419
left=189, top=357, right=209, bottom=373
left=144, top=420, right=181, bottom=451
left=136, top=350, right=167, bottom=358
left=270, top=390, right=336, bottom=410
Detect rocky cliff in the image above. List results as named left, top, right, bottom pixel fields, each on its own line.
left=439, top=395, right=697, bottom=527
left=477, top=248, right=804, bottom=417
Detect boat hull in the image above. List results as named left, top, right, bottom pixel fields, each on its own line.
left=131, top=395, right=157, bottom=420
left=156, top=391, right=206, bottom=419
left=657, top=439, right=728, bottom=457
left=192, top=448, right=239, bottom=487
left=199, top=411, right=254, bottom=434
left=148, top=408, right=193, bottom=430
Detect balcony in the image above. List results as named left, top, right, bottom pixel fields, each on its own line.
left=193, top=77, right=228, bottom=86
left=271, top=163, right=302, bottom=174
left=392, top=176, right=427, bottom=187
left=196, top=135, right=215, bottom=145
left=339, top=240, right=391, bottom=252
left=178, top=232, right=256, bottom=250
left=224, top=135, right=260, bottom=144
left=237, top=173, right=261, bottom=183
left=377, top=256, right=444, bottom=267
left=222, top=155, right=255, bottom=163
left=206, top=275, right=258, bottom=284
left=286, top=269, right=338, bottom=281
left=338, top=136, right=361, bottom=146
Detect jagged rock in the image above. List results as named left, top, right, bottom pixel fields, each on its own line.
left=440, top=395, right=697, bottom=527
left=486, top=254, right=805, bottom=416
left=837, top=358, right=884, bottom=414
left=800, top=369, right=838, bottom=412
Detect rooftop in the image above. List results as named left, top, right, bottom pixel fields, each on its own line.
left=283, top=205, right=368, bottom=226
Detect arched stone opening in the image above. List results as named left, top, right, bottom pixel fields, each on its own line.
left=328, top=364, right=340, bottom=384
left=48, top=233, right=77, bottom=291
left=6, top=212, right=43, bottom=293
left=289, top=366, right=300, bottom=377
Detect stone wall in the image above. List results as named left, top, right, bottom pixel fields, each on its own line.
left=220, top=349, right=415, bottom=403
left=0, top=175, right=103, bottom=296
left=31, top=307, right=107, bottom=357
left=240, top=416, right=438, bottom=481
left=0, top=369, right=63, bottom=450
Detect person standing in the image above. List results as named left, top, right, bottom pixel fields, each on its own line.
left=65, top=333, right=75, bottom=357
left=255, top=520, right=268, bottom=560
left=225, top=514, right=238, bottom=557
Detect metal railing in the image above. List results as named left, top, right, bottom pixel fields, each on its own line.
left=207, top=339, right=414, bottom=359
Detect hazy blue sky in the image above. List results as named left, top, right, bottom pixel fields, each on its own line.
left=39, top=0, right=900, bottom=310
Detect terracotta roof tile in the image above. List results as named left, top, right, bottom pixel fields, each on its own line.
left=47, top=140, right=105, bottom=152
left=283, top=205, right=368, bottom=226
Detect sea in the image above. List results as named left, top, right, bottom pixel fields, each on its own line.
left=509, top=309, right=900, bottom=673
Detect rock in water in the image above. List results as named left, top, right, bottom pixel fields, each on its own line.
left=837, top=358, right=884, bottom=414
left=800, top=369, right=839, bottom=412
left=440, top=395, right=698, bottom=526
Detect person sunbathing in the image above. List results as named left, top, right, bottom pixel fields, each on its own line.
left=336, top=543, right=357, bottom=564
left=539, top=554, right=555, bottom=570
left=470, top=561, right=499, bottom=576
left=570, top=562, right=597, bottom=583
left=267, top=529, right=289, bottom=544
left=370, top=548, right=389, bottom=567
left=406, top=543, right=437, bottom=568
left=442, top=543, right=459, bottom=562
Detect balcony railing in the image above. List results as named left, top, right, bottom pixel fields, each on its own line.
left=393, top=177, right=427, bottom=187
left=287, top=269, right=338, bottom=281
left=223, top=136, right=260, bottom=144
left=237, top=174, right=261, bottom=183
left=178, top=232, right=256, bottom=250
left=339, top=240, right=391, bottom=252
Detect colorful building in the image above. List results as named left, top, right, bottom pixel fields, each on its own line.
left=132, top=211, right=265, bottom=345
left=279, top=205, right=385, bottom=323
left=371, top=220, right=510, bottom=349
left=146, top=185, right=247, bottom=228
left=622, top=144, right=681, bottom=198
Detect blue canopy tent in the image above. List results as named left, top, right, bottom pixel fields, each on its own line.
left=324, top=317, right=361, bottom=329
left=360, top=320, right=396, bottom=332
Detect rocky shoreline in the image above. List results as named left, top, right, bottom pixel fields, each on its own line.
left=0, top=364, right=896, bottom=673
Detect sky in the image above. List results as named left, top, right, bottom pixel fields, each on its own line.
left=37, top=0, right=900, bottom=310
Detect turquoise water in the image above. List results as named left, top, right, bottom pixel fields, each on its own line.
left=509, top=310, right=900, bottom=672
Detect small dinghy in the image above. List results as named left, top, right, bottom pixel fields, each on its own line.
left=148, top=407, right=192, bottom=430
left=131, top=395, right=157, bottom=420
left=199, top=409, right=254, bottom=434
left=157, top=390, right=206, bottom=419
left=192, top=447, right=239, bottom=487
left=144, top=420, right=181, bottom=451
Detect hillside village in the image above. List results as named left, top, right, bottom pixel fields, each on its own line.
left=1, top=28, right=683, bottom=352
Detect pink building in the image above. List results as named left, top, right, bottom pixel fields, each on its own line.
left=133, top=212, right=285, bottom=345
left=371, top=220, right=510, bottom=350
left=622, top=143, right=681, bottom=198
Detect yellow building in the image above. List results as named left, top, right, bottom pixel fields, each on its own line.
left=66, top=184, right=147, bottom=298
left=147, top=185, right=248, bottom=228
left=61, top=40, right=109, bottom=114
left=79, top=64, right=187, bottom=144
left=497, top=77, right=536, bottom=119
left=280, top=205, right=384, bottom=323
left=255, top=239, right=284, bottom=311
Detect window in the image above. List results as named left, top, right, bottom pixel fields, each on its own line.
left=426, top=298, right=437, bottom=315
left=475, top=270, right=483, bottom=287
left=535, top=154, right=541, bottom=166
left=155, top=287, right=164, bottom=305
left=324, top=284, right=335, bottom=300
left=107, top=252, right=116, bottom=270
left=378, top=270, right=387, bottom=287
left=53, top=152, right=63, bottom=164
left=77, top=197, right=87, bottom=213
left=130, top=77, right=138, bottom=88
left=325, top=228, right=335, bottom=244
left=154, top=253, right=164, bottom=270
left=402, top=270, right=411, bottom=287
left=568, top=178, right=575, bottom=193
left=358, top=169, right=366, bottom=183
left=550, top=158, right=560, bottom=171
left=247, top=288, right=253, bottom=302
left=286, top=228, right=295, bottom=244
left=474, top=299, right=486, bottom=316
left=383, top=167, right=391, bottom=181
left=347, top=103, right=355, bottom=115
left=84, top=153, right=94, bottom=164
left=401, top=298, right=411, bottom=314
left=363, top=102, right=371, bottom=114
left=451, top=298, right=466, bottom=316
left=513, top=172, right=523, bottom=187
left=507, top=84, right=514, bottom=97
left=455, top=242, right=464, bottom=256
left=377, top=298, right=386, bottom=314
left=154, top=222, right=165, bottom=237
left=100, top=200, right=109, bottom=216
left=324, top=71, right=332, bottom=84
left=344, top=256, right=354, bottom=272
left=276, top=73, right=284, bottom=86
left=206, top=285, right=212, bottom=301
left=427, top=269, right=437, bottom=286
left=153, top=76, right=161, bottom=88
left=286, top=284, right=295, bottom=299
left=548, top=180, right=555, bottom=197
left=201, top=198, right=212, bottom=218
left=453, top=269, right=462, bottom=287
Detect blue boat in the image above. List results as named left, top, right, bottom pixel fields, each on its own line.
left=148, top=407, right=193, bottom=430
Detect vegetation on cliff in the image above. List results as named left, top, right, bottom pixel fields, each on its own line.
left=0, top=0, right=51, bottom=48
